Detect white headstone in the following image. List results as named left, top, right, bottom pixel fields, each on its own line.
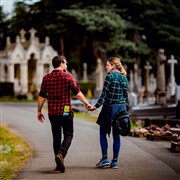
left=144, top=61, right=152, bottom=95
left=175, top=86, right=180, bottom=102
left=167, top=55, right=177, bottom=98
left=96, top=58, right=104, bottom=90
left=83, top=63, right=88, bottom=81
left=149, top=73, right=156, bottom=94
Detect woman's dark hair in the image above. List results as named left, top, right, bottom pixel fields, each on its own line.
left=52, top=55, right=66, bottom=68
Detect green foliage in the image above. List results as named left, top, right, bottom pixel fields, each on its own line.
left=61, top=6, right=125, bottom=33
left=1, top=0, right=180, bottom=70
left=118, top=0, right=180, bottom=59
left=59, top=6, right=136, bottom=59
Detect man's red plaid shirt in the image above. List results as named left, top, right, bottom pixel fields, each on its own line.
left=39, top=70, right=80, bottom=116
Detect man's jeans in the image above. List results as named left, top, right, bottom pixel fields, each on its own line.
left=49, top=112, right=74, bottom=158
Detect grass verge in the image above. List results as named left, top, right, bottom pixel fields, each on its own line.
left=0, top=125, right=32, bottom=180
left=74, top=112, right=98, bottom=122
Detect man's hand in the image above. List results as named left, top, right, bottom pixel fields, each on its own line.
left=85, top=103, right=92, bottom=110
left=87, top=106, right=96, bottom=111
left=37, top=112, right=45, bottom=123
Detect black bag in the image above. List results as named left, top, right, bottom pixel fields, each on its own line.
left=112, top=110, right=130, bottom=136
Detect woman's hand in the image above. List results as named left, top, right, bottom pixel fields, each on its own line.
left=87, top=106, right=97, bottom=111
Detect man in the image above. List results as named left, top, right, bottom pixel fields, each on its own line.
left=37, top=55, right=91, bottom=173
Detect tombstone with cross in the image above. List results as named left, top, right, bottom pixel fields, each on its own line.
left=167, top=55, right=177, bottom=99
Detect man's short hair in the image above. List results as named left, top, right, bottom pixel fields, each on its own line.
left=52, top=55, right=66, bottom=68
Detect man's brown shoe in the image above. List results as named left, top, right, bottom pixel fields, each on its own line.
left=55, top=153, right=65, bottom=173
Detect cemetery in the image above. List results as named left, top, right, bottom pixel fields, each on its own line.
left=0, top=28, right=180, bottom=152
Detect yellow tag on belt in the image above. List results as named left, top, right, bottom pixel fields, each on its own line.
left=64, top=105, right=70, bottom=112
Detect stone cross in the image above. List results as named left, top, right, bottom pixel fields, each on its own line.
left=167, top=55, right=177, bottom=97
left=29, top=28, right=37, bottom=40
left=144, top=61, right=152, bottom=96
left=19, top=29, right=26, bottom=43
left=168, top=55, right=177, bottom=86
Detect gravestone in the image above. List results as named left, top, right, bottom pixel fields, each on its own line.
left=134, top=63, right=139, bottom=93
left=156, top=49, right=167, bottom=105
left=71, top=69, right=78, bottom=81
left=129, top=70, right=134, bottom=92
left=144, top=61, right=152, bottom=97
left=167, top=55, right=177, bottom=99
left=83, top=63, right=88, bottom=81
left=149, top=73, right=156, bottom=95
left=175, top=86, right=180, bottom=102
left=129, top=92, right=138, bottom=106
left=95, top=58, right=104, bottom=97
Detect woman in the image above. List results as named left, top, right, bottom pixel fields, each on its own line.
left=88, top=57, right=128, bottom=169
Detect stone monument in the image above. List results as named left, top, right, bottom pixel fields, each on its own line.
left=156, top=49, right=167, bottom=105
left=144, top=61, right=152, bottom=97
left=167, top=55, right=177, bottom=99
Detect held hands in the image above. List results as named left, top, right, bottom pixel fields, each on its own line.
left=87, top=106, right=96, bottom=111
left=37, top=112, right=45, bottom=123
left=84, top=103, right=96, bottom=111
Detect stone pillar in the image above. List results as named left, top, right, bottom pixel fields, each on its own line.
left=134, top=63, right=138, bottom=93
left=8, top=63, right=14, bottom=82
left=71, top=69, right=78, bottom=81
left=95, top=58, right=104, bottom=97
left=144, top=61, right=152, bottom=97
left=129, top=70, right=134, bottom=92
left=83, top=62, right=88, bottom=81
left=36, top=63, right=44, bottom=92
left=20, top=63, right=28, bottom=94
left=156, top=49, right=167, bottom=105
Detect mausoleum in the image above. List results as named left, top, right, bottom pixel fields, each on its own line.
left=0, top=28, right=57, bottom=96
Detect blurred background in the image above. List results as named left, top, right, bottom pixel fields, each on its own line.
left=0, top=0, right=180, bottom=106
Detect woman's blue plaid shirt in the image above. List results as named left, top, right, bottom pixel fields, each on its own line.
left=95, top=71, right=128, bottom=108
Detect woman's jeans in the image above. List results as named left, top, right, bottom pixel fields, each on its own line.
left=99, top=104, right=126, bottom=159
left=49, top=112, right=74, bottom=158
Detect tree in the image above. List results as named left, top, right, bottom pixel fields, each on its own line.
left=0, top=6, right=10, bottom=49
left=115, top=0, right=180, bottom=61
left=59, top=5, right=137, bottom=61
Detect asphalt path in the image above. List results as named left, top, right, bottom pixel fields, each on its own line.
left=1, top=102, right=180, bottom=180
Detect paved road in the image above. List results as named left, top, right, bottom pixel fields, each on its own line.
left=1, top=102, right=180, bottom=180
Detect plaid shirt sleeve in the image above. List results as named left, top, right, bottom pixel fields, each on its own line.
left=95, top=75, right=111, bottom=108
left=68, top=73, right=80, bottom=95
left=95, top=72, right=128, bottom=108
left=39, top=77, right=48, bottom=98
